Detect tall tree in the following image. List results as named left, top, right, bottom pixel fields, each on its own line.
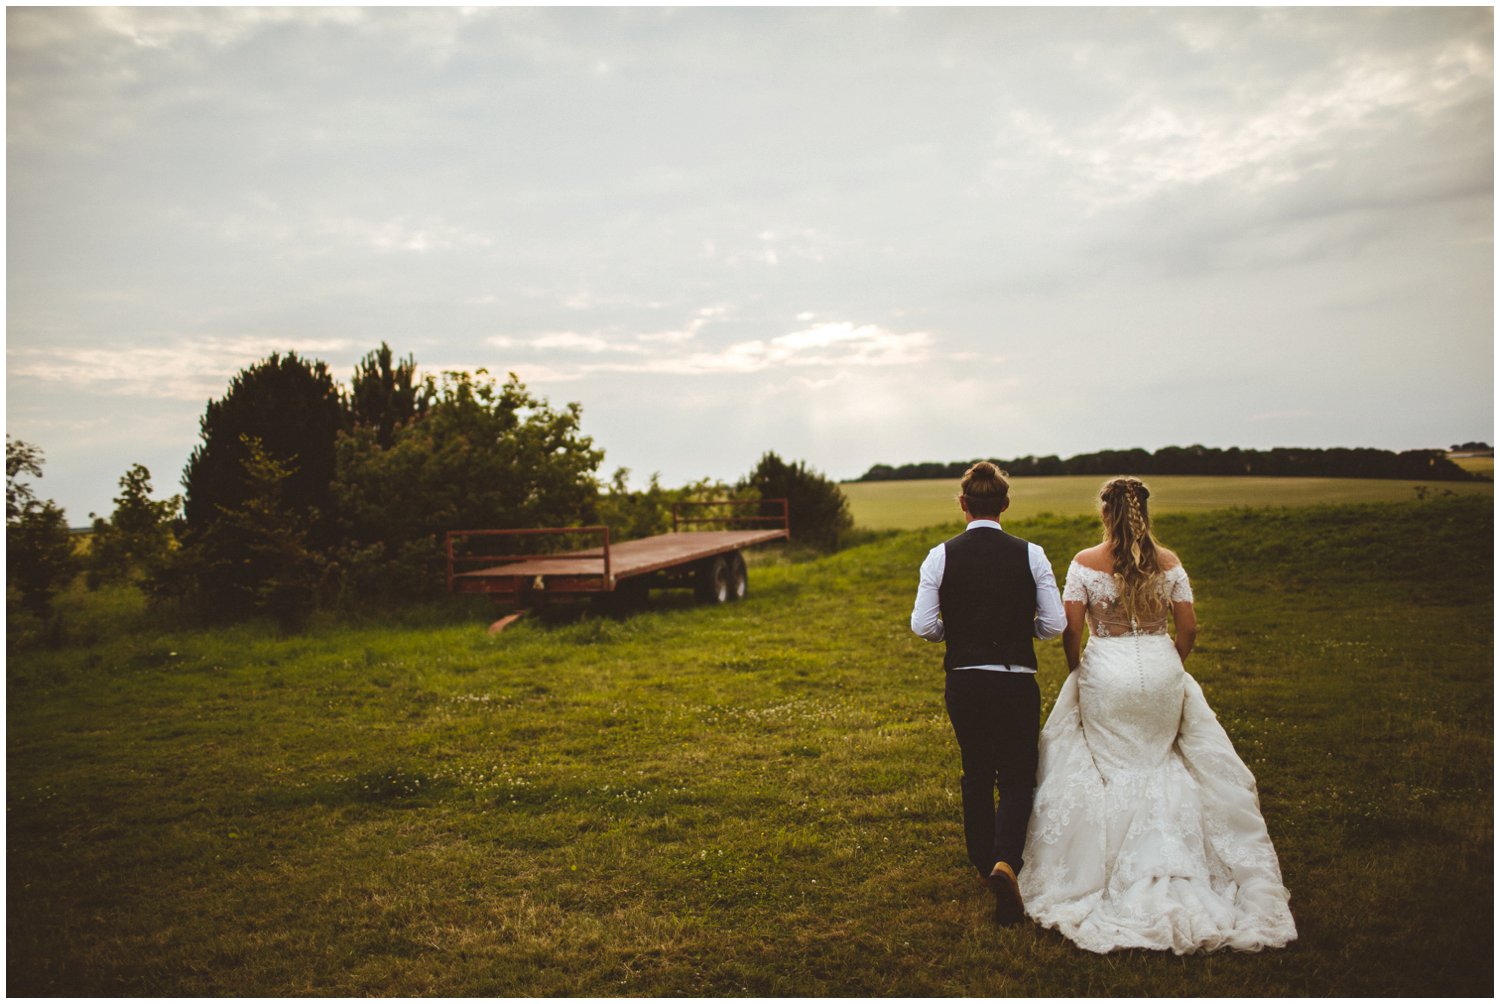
left=6, top=438, right=79, bottom=624
left=349, top=342, right=428, bottom=449
left=179, top=352, right=344, bottom=613
left=7, top=436, right=45, bottom=522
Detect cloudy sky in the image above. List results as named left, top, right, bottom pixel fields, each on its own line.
left=7, top=6, right=1493, bottom=521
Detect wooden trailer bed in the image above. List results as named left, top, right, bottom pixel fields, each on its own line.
left=446, top=499, right=788, bottom=610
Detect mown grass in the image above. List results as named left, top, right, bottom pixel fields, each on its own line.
left=1451, top=455, right=1494, bottom=477
left=6, top=496, right=1492, bottom=995
left=841, top=474, right=1493, bottom=530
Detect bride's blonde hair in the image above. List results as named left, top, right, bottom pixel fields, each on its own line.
left=1099, top=477, right=1165, bottom=624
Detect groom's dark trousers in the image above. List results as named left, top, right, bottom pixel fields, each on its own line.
left=944, top=668, right=1040, bottom=877
left=918, top=524, right=1057, bottom=879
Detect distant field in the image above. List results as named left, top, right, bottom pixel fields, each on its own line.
left=1450, top=455, right=1494, bottom=476
left=841, top=474, right=1494, bottom=530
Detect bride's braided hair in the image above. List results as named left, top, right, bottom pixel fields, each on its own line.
left=1099, top=477, right=1165, bottom=625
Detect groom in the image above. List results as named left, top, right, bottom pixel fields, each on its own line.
left=910, top=461, right=1065, bottom=925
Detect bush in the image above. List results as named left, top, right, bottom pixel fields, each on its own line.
left=592, top=471, right=743, bottom=542
left=595, top=468, right=674, bottom=542
left=6, top=438, right=80, bottom=626
left=331, top=370, right=604, bottom=602
left=219, top=437, right=326, bottom=632
left=736, top=451, right=853, bottom=552
left=87, top=464, right=180, bottom=589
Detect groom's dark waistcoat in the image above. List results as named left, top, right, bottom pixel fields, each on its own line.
left=938, top=527, right=1038, bottom=671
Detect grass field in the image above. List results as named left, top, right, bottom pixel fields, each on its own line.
left=6, top=496, right=1492, bottom=995
left=840, top=474, right=1494, bottom=531
left=1451, top=455, right=1495, bottom=477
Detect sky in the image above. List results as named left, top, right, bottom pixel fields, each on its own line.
left=6, top=6, right=1494, bottom=522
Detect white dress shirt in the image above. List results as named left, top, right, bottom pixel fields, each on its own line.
left=910, top=519, right=1067, bottom=672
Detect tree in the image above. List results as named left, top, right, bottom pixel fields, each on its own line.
left=331, top=370, right=605, bottom=600
left=349, top=342, right=429, bottom=449
left=856, top=444, right=1480, bottom=482
left=215, top=436, right=324, bottom=632
left=6, top=438, right=79, bottom=623
left=8, top=436, right=46, bottom=521
left=87, top=464, right=181, bottom=589
left=595, top=468, right=674, bottom=542
left=737, top=451, right=853, bottom=552
left=179, top=352, right=344, bottom=614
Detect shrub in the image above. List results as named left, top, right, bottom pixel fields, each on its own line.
left=736, top=451, right=853, bottom=552
left=87, top=464, right=180, bottom=589
left=595, top=468, right=674, bottom=542
left=6, top=438, right=80, bottom=625
left=331, top=370, right=604, bottom=601
left=217, top=437, right=326, bottom=632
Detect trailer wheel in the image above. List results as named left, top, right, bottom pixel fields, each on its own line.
left=695, top=555, right=731, bottom=604
left=726, top=551, right=748, bottom=601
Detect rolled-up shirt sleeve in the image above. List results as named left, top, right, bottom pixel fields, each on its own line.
left=910, top=545, right=945, bottom=641
left=1030, top=544, right=1066, bottom=639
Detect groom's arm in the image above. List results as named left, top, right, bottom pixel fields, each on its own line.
left=910, top=545, right=945, bottom=642
left=1030, top=544, right=1066, bottom=640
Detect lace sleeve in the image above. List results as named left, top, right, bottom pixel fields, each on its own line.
left=1062, top=561, right=1089, bottom=603
left=1166, top=565, right=1194, bottom=603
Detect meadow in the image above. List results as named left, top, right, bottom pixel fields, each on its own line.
left=840, top=473, right=1493, bottom=530
left=6, top=495, right=1493, bottom=995
left=1452, top=455, right=1495, bottom=477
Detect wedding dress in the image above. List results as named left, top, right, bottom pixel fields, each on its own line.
left=1019, top=561, right=1298, bottom=954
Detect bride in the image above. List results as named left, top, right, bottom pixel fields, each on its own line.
left=1019, top=477, right=1298, bottom=954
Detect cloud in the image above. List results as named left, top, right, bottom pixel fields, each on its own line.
left=600, top=321, right=935, bottom=377
left=489, top=304, right=731, bottom=359
left=480, top=362, right=584, bottom=385
left=8, top=337, right=355, bottom=400
left=93, top=7, right=367, bottom=50
left=635, top=305, right=730, bottom=344
left=484, top=317, right=935, bottom=380
left=997, top=24, right=1493, bottom=212
left=720, top=228, right=834, bottom=267
left=193, top=201, right=495, bottom=256
left=318, top=216, right=495, bottom=255
left=488, top=332, right=647, bottom=354
left=1249, top=408, right=1325, bottom=422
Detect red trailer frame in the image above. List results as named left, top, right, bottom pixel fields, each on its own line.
left=446, top=498, right=789, bottom=610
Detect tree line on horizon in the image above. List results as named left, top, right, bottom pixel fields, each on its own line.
left=855, top=444, right=1484, bottom=484
left=8, top=344, right=851, bottom=636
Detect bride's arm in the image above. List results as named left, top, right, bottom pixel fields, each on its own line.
left=1063, top=601, right=1086, bottom=670
left=1172, top=601, right=1197, bottom=663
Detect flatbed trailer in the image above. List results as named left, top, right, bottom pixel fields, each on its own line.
left=446, top=499, right=789, bottom=612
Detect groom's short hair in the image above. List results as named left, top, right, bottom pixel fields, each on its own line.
left=961, top=461, right=1010, bottom=518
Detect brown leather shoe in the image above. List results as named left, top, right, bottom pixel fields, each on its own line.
left=989, top=861, right=1024, bottom=926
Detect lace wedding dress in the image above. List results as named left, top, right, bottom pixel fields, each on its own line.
left=1019, top=561, right=1298, bottom=954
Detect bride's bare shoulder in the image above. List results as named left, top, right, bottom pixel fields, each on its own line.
left=1073, top=543, right=1112, bottom=572
left=1157, top=546, right=1183, bottom=571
